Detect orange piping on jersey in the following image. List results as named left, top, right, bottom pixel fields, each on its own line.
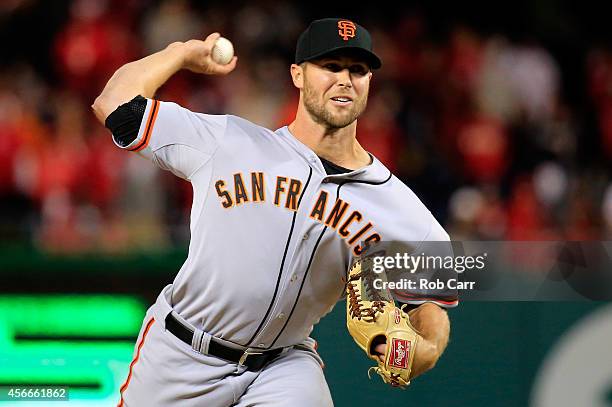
left=129, top=100, right=160, bottom=152
left=313, top=340, right=325, bottom=369
left=118, top=317, right=155, bottom=406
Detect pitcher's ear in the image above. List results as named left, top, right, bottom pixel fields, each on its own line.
left=290, top=64, right=304, bottom=89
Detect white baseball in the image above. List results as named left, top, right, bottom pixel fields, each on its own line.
left=211, top=37, right=234, bottom=65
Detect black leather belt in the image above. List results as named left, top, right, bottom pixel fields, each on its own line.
left=165, top=313, right=283, bottom=371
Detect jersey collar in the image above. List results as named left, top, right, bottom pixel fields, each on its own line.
left=275, top=126, right=392, bottom=184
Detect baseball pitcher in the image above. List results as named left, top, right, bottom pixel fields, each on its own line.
left=93, top=17, right=456, bottom=406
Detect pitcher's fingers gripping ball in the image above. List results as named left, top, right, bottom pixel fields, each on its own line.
left=211, top=37, right=234, bottom=65
left=180, top=33, right=237, bottom=75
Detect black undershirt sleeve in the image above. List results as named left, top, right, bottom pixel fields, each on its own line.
left=104, top=95, right=148, bottom=147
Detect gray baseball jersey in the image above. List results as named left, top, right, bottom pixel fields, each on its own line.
left=116, top=98, right=455, bottom=405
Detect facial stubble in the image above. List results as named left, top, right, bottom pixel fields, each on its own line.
left=302, top=76, right=369, bottom=130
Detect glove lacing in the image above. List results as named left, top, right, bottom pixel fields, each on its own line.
left=346, top=260, right=386, bottom=322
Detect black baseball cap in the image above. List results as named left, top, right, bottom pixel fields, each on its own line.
left=295, top=18, right=382, bottom=69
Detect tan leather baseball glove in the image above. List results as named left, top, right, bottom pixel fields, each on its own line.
left=346, top=258, right=421, bottom=388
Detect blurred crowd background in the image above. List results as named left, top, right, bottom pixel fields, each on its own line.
left=1, top=0, right=611, bottom=254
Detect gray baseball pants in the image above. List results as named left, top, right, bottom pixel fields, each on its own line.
left=118, top=285, right=334, bottom=406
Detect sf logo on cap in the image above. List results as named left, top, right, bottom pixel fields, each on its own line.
left=337, top=20, right=356, bottom=41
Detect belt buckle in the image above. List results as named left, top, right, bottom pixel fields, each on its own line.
left=239, top=349, right=263, bottom=366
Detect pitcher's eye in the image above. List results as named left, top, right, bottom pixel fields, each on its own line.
left=349, top=65, right=369, bottom=75
left=324, top=63, right=342, bottom=72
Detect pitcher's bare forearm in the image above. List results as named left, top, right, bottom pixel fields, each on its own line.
left=92, top=33, right=237, bottom=123
left=92, top=43, right=185, bottom=123
left=409, top=303, right=450, bottom=378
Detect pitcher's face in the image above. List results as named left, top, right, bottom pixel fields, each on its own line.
left=300, top=56, right=372, bottom=129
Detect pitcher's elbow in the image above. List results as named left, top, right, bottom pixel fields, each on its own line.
left=92, top=95, right=111, bottom=124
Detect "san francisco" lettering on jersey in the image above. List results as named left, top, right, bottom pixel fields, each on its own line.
left=214, top=171, right=381, bottom=255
